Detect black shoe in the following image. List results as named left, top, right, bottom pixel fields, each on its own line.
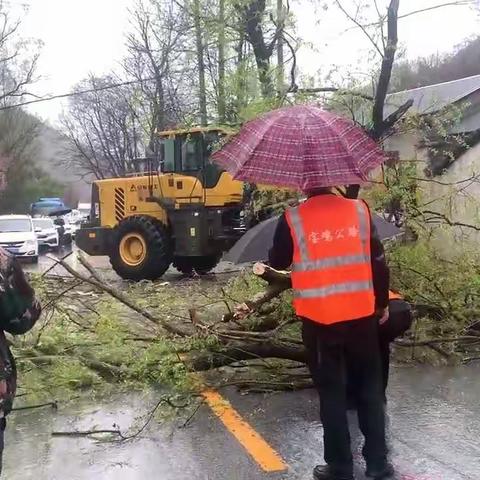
left=313, top=464, right=354, bottom=480
left=365, top=462, right=394, bottom=479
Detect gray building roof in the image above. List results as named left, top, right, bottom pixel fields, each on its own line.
left=384, top=74, right=480, bottom=116
left=383, top=74, right=480, bottom=134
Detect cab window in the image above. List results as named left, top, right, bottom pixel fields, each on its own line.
left=181, top=137, right=202, bottom=171
left=160, top=139, right=175, bottom=172
left=203, top=132, right=225, bottom=187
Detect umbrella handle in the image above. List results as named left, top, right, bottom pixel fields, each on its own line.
left=345, top=185, right=360, bottom=199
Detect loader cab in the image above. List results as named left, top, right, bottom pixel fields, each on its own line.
left=158, top=127, right=231, bottom=188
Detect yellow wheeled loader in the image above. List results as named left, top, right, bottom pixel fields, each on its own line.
left=75, top=127, right=246, bottom=280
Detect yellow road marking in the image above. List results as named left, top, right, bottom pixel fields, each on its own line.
left=201, top=389, right=288, bottom=473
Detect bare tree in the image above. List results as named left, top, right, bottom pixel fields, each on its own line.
left=125, top=0, right=192, bottom=152
left=62, top=76, right=141, bottom=179
left=0, top=2, right=40, bottom=106
left=62, top=0, right=199, bottom=179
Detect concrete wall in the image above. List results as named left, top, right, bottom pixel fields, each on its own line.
left=384, top=132, right=422, bottom=162
left=386, top=131, right=480, bottom=249
left=422, top=142, right=480, bottom=246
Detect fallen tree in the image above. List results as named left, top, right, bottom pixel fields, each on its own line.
left=17, top=251, right=480, bottom=401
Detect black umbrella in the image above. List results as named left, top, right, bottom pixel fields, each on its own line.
left=224, top=213, right=402, bottom=264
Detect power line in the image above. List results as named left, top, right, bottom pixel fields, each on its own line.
left=0, top=76, right=158, bottom=112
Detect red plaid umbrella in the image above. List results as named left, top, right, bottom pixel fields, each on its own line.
left=212, top=105, right=385, bottom=191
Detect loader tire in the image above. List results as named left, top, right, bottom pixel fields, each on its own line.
left=173, top=257, right=194, bottom=276
left=192, top=255, right=221, bottom=275
left=110, top=216, right=172, bottom=281
left=173, top=255, right=220, bottom=276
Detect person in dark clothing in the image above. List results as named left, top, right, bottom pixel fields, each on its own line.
left=269, top=192, right=393, bottom=480
left=0, top=247, right=41, bottom=475
left=269, top=208, right=413, bottom=398
left=337, top=295, right=411, bottom=407
left=376, top=297, right=412, bottom=394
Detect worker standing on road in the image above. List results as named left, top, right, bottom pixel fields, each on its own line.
left=0, top=247, right=41, bottom=475
left=269, top=189, right=393, bottom=480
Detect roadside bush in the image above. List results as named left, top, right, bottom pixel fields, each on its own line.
left=389, top=241, right=480, bottom=339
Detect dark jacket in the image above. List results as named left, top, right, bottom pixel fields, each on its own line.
left=268, top=198, right=390, bottom=310
left=0, top=247, right=41, bottom=414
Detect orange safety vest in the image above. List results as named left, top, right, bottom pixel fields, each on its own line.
left=286, top=195, right=375, bottom=325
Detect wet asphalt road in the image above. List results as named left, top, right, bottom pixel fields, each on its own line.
left=4, top=365, right=480, bottom=480
left=22, top=246, right=242, bottom=281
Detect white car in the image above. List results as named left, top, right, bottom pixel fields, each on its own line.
left=33, top=217, right=60, bottom=251
left=0, top=215, right=39, bottom=263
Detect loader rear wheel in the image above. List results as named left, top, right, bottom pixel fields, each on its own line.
left=192, top=255, right=221, bottom=275
left=110, top=216, right=172, bottom=281
left=173, top=257, right=194, bottom=276
left=173, top=255, right=220, bottom=276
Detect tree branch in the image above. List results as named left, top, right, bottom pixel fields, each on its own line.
left=334, top=0, right=384, bottom=58
left=374, top=98, right=414, bottom=137
left=398, top=1, right=475, bottom=20
left=291, top=86, right=374, bottom=102
left=47, top=254, right=191, bottom=337
left=419, top=210, right=480, bottom=231
left=347, top=1, right=474, bottom=30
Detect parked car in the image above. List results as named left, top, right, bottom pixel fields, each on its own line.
left=33, top=217, right=60, bottom=251
left=0, top=215, right=38, bottom=263
left=30, top=198, right=66, bottom=217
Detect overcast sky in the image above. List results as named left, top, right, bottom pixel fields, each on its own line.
left=14, top=0, right=480, bottom=123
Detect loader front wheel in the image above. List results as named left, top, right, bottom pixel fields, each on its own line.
left=110, top=216, right=172, bottom=281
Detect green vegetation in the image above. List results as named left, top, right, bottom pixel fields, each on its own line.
left=0, top=165, right=64, bottom=214
left=14, top=274, right=245, bottom=403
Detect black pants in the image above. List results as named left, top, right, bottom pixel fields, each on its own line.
left=302, top=316, right=388, bottom=473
